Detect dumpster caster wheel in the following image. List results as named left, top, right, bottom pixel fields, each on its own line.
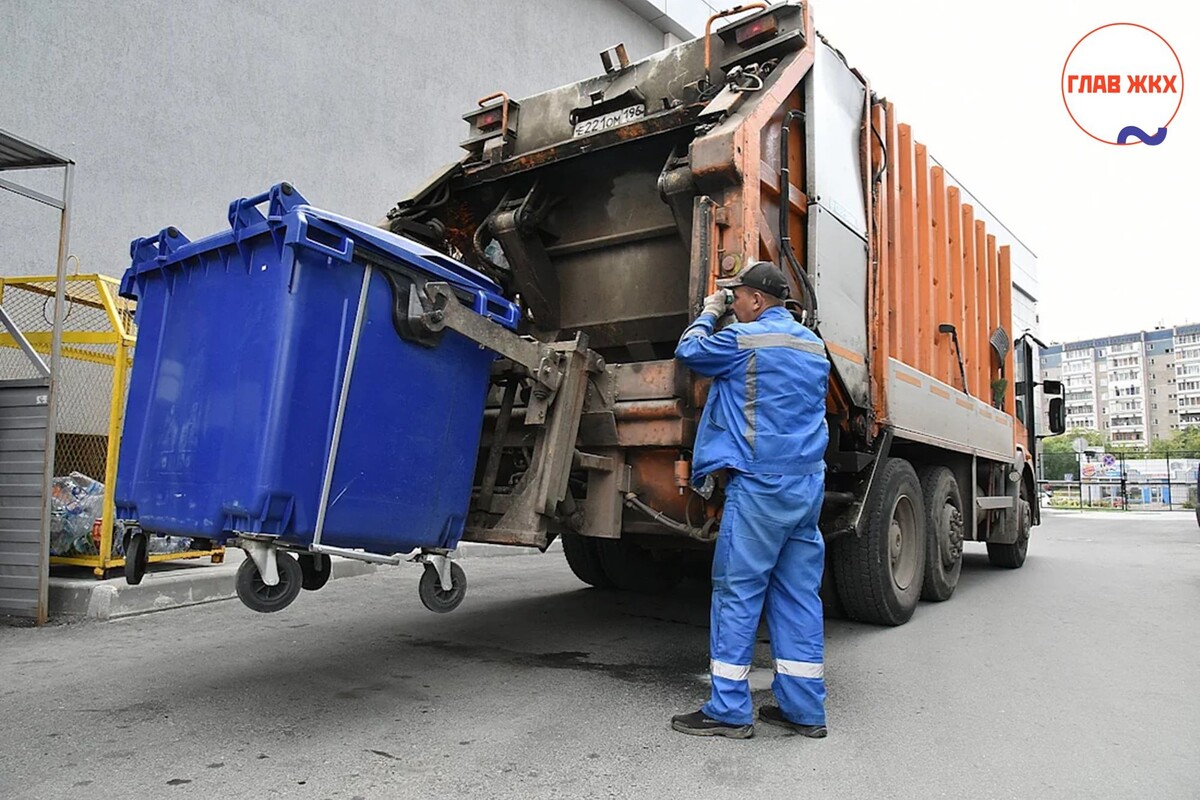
left=236, top=552, right=302, bottom=613
left=418, top=562, right=466, bottom=613
left=124, top=532, right=149, bottom=586
left=298, top=553, right=332, bottom=591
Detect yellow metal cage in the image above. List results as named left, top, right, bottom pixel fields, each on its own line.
left=0, top=274, right=223, bottom=577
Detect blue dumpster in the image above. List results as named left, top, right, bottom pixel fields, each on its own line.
left=116, top=183, right=519, bottom=557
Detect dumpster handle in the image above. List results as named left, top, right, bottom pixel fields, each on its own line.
left=313, top=263, right=373, bottom=546
left=469, top=288, right=522, bottom=328
left=292, top=213, right=355, bottom=263
left=228, top=182, right=308, bottom=234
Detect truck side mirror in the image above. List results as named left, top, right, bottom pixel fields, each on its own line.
left=1048, top=397, right=1066, bottom=435
left=1042, top=379, right=1063, bottom=396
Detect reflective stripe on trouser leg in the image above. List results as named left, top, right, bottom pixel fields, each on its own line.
left=775, top=658, right=823, bottom=679
left=710, top=660, right=751, bottom=681
left=765, top=472, right=828, bottom=726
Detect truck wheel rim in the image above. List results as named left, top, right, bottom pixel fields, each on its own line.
left=889, top=495, right=919, bottom=591
left=941, top=503, right=964, bottom=567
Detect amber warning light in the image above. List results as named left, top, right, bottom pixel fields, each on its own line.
left=476, top=109, right=504, bottom=130
left=735, top=14, right=778, bottom=47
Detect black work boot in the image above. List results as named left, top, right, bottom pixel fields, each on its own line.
left=758, top=705, right=828, bottom=738
left=670, top=710, right=754, bottom=739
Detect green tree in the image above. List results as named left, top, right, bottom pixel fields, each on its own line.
left=1149, top=427, right=1200, bottom=456
left=1038, top=428, right=1104, bottom=480
left=1041, top=428, right=1105, bottom=453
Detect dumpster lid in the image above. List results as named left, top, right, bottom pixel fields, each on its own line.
left=123, top=183, right=506, bottom=301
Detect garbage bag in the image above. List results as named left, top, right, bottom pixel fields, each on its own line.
left=49, top=472, right=106, bottom=557
left=49, top=472, right=196, bottom=558
left=149, top=535, right=194, bottom=554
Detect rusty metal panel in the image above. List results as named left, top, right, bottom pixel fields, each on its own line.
left=490, top=138, right=692, bottom=356
left=626, top=448, right=690, bottom=519
left=582, top=448, right=627, bottom=539
left=557, top=237, right=689, bottom=350
left=614, top=399, right=690, bottom=447
left=611, top=359, right=679, bottom=401
left=489, top=40, right=708, bottom=158
left=617, top=419, right=688, bottom=447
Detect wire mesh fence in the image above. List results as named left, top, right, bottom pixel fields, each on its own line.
left=1039, top=448, right=1200, bottom=512
left=0, top=274, right=134, bottom=558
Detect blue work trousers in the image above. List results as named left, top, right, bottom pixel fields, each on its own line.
left=702, top=470, right=827, bottom=726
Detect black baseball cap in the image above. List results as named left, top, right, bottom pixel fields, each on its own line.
left=717, top=260, right=790, bottom=299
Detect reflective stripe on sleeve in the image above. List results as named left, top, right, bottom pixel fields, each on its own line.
left=737, top=333, right=825, bottom=356
left=774, top=658, right=824, bottom=679
left=681, top=326, right=707, bottom=340
left=710, top=660, right=751, bottom=681
left=744, top=351, right=757, bottom=452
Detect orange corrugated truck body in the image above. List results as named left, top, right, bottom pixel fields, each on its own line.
left=866, top=104, right=1025, bottom=459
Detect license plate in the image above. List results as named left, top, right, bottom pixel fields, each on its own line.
left=572, top=105, right=646, bottom=138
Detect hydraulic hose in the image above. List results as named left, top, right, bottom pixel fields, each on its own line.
left=870, top=111, right=887, bottom=184
left=624, top=492, right=717, bottom=542
left=779, top=109, right=819, bottom=329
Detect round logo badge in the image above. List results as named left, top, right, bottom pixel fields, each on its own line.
left=1061, top=23, right=1184, bottom=146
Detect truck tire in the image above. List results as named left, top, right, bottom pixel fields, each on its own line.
left=918, top=466, right=964, bottom=602
left=819, top=563, right=845, bottom=619
left=561, top=533, right=613, bottom=588
left=987, top=488, right=1031, bottom=569
left=831, top=457, right=926, bottom=626
left=596, top=537, right=682, bottom=594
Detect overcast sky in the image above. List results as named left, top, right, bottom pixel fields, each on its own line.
left=809, top=0, right=1197, bottom=344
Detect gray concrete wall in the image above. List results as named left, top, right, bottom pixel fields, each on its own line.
left=1, top=0, right=664, bottom=280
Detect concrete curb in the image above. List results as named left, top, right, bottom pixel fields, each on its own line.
left=48, top=539, right=562, bottom=621
left=455, top=540, right=562, bottom=558
left=48, top=554, right=377, bottom=621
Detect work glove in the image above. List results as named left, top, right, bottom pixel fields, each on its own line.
left=701, top=290, right=730, bottom=319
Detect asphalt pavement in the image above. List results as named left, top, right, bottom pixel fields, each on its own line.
left=1, top=510, right=1197, bottom=799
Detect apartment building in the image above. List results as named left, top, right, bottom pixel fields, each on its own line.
left=1040, top=324, right=1200, bottom=444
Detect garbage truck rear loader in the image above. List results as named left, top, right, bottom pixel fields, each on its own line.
left=382, top=1, right=1065, bottom=625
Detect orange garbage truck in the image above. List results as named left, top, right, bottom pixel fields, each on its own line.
left=381, top=1, right=1066, bottom=625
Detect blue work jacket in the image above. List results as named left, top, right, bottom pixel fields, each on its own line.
left=675, top=306, right=830, bottom=484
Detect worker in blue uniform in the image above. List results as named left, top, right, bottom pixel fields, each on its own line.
left=670, top=260, right=831, bottom=739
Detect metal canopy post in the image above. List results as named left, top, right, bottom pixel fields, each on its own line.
left=0, top=129, right=75, bottom=625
